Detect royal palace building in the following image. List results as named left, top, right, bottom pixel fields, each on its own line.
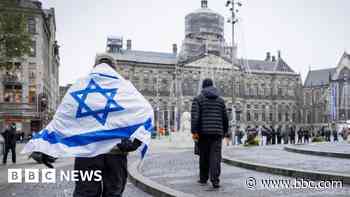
left=97, top=0, right=303, bottom=131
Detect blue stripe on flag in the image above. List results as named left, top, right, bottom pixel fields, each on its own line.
left=90, top=73, right=119, bottom=80
left=33, top=118, right=153, bottom=147
left=141, top=144, right=148, bottom=159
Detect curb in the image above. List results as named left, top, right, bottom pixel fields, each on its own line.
left=284, top=146, right=350, bottom=159
left=128, top=160, right=196, bottom=197
left=222, top=155, right=350, bottom=185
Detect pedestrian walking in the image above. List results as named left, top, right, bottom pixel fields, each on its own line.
left=73, top=55, right=146, bottom=197
left=23, top=54, right=154, bottom=197
left=282, top=125, right=289, bottom=144
left=191, top=78, right=229, bottom=189
left=297, top=127, right=303, bottom=144
left=276, top=125, right=282, bottom=144
left=324, top=126, right=331, bottom=142
left=270, top=125, right=276, bottom=145
left=331, top=123, right=338, bottom=142
left=289, top=125, right=296, bottom=144
left=304, top=127, right=310, bottom=144
left=225, top=129, right=232, bottom=146
left=2, top=122, right=17, bottom=164
left=236, top=126, right=244, bottom=145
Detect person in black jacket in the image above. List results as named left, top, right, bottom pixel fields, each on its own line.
left=2, top=122, right=17, bottom=164
left=270, top=125, right=276, bottom=145
left=191, top=78, right=229, bottom=189
left=297, top=127, right=303, bottom=144
left=276, top=125, right=282, bottom=144
left=289, top=125, right=296, bottom=144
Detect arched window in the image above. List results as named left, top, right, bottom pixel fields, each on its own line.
left=261, top=84, right=265, bottom=96
left=278, top=87, right=283, bottom=97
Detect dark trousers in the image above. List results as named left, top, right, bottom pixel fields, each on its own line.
left=290, top=136, right=295, bottom=144
left=277, top=136, right=282, bottom=144
left=3, top=145, right=16, bottom=164
left=198, top=135, right=222, bottom=185
left=271, top=135, right=276, bottom=144
left=297, top=136, right=302, bottom=144
left=73, top=154, right=128, bottom=197
left=333, top=134, right=338, bottom=142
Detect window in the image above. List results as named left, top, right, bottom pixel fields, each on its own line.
left=3, top=90, right=22, bottom=103
left=144, top=78, right=149, bottom=91
left=236, top=113, right=241, bottom=121
left=262, top=113, right=266, bottom=121
left=133, top=76, right=140, bottom=88
left=247, top=111, right=251, bottom=121
left=261, top=84, right=265, bottom=96
left=30, top=41, right=36, bottom=57
left=307, top=112, right=311, bottom=123
left=278, top=87, right=282, bottom=96
left=265, top=86, right=270, bottom=96
left=254, top=113, right=259, bottom=121
left=292, top=113, right=296, bottom=122
left=285, top=113, right=289, bottom=122
left=246, top=84, right=251, bottom=96
left=269, top=113, right=273, bottom=122
left=29, top=70, right=36, bottom=79
left=28, top=17, right=36, bottom=34
left=29, top=86, right=36, bottom=104
left=315, top=91, right=320, bottom=104
left=278, top=113, right=282, bottom=122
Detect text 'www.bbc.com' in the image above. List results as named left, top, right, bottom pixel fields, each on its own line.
left=245, top=177, right=343, bottom=190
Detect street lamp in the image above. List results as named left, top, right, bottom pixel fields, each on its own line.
left=226, top=0, right=242, bottom=126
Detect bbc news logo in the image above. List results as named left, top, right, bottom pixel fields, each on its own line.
left=8, top=169, right=102, bottom=183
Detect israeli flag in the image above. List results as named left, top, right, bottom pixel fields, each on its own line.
left=22, top=63, right=154, bottom=159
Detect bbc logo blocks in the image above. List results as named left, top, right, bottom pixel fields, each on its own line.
left=8, top=169, right=56, bottom=183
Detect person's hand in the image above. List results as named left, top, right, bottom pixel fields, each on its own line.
left=29, top=152, right=56, bottom=168
left=192, top=133, right=199, bottom=142
left=117, top=138, right=142, bottom=152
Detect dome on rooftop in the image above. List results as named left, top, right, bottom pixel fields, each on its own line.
left=185, top=0, right=225, bottom=38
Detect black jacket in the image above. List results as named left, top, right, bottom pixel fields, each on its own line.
left=191, top=86, right=229, bottom=137
left=2, top=126, right=16, bottom=147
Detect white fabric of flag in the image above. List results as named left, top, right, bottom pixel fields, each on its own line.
left=22, top=63, right=154, bottom=159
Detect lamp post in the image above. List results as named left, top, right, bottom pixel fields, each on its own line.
left=226, top=0, right=242, bottom=125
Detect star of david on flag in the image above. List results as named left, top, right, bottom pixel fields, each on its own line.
left=70, top=79, right=124, bottom=125
left=21, top=63, right=154, bottom=160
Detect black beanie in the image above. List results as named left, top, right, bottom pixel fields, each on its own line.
left=202, top=78, right=213, bottom=88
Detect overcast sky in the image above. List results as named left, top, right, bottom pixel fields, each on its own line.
left=40, top=0, right=349, bottom=86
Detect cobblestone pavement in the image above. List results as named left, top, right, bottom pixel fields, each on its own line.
left=0, top=154, right=151, bottom=197
left=289, top=142, right=350, bottom=154
left=223, top=145, right=350, bottom=175
left=141, top=150, right=350, bottom=197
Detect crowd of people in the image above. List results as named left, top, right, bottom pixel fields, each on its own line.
left=226, top=123, right=347, bottom=146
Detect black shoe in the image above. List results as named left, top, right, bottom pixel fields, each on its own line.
left=213, top=183, right=220, bottom=189
left=197, top=180, right=207, bottom=185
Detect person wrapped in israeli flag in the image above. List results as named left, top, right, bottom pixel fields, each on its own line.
left=22, top=54, right=154, bottom=161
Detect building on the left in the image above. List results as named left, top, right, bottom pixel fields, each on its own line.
left=0, top=0, right=60, bottom=136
